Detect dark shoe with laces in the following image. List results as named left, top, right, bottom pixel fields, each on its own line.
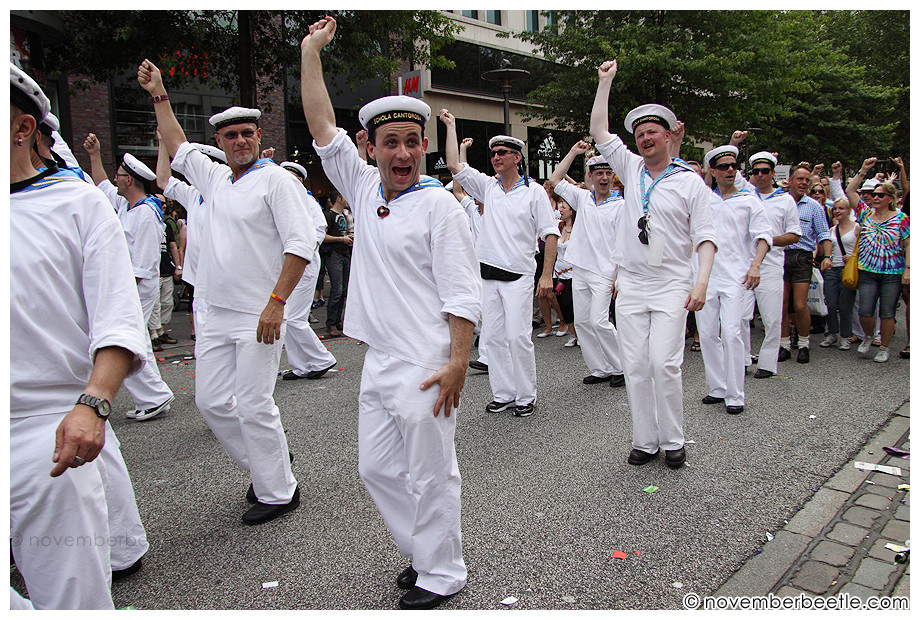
left=777, top=347, right=791, bottom=362
left=396, top=565, right=418, bottom=590
left=609, top=374, right=626, bottom=387
left=485, top=400, right=514, bottom=413
left=583, top=374, right=612, bottom=384
left=726, top=405, right=744, bottom=415
left=513, top=402, right=534, bottom=417
left=242, top=487, right=300, bottom=525
left=753, top=369, right=774, bottom=379
left=665, top=447, right=686, bottom=469
left=627, top=448, right=659, bottom=466
left=398, top=587, right=455, bottom=610
left=701, top=395, right=725, bottom=405
left=797, top=347, right=810, bottom=363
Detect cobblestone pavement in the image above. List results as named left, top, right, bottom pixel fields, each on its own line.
left=716, top=402, right=910, bottom=609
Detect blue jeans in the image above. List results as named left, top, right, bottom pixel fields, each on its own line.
left=325, top=251, right=351, bottom=328
left=858, top=270, right=902, bottom=319
left=823, top=267, right=857, bottom=337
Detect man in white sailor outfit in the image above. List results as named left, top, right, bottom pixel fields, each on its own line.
left=549, top=141, right=625, bottom=387
left=440, top=111, right=559, bottom=418
left=277, top=160, right=338, bottom=380
left=301, top=17, right=481, bottom=610
left=10, top=63, right=149, bottom=609
left=138, top=59, right=312, bottom=525
left=155, top=139, right=226, bottom=341
left=82, top=137, right=175, bottom=421
left=590, top=59, right=717, bottom=469
left=697, top=145, right=771, bottom=414
left=735, top=151, right=802, bottom=379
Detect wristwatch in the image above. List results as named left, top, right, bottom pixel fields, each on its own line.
left=76, top=393, right=111, bottom=421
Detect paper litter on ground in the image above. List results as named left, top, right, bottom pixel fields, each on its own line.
left=612, top=551, right=628, bottom=560
left=561, top=595, right=576, bottom=603
left=885, top=543, right=908, bottom=553
left=262, top=581, right=279, bottom=589
left=501, top=596, right=518, bottom=605
left=854, top=462, right=903, bottom=476
left=642, top=485, right=659, bottom=494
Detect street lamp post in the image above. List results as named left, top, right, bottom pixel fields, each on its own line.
left=481, top=59, right=530, bottom=136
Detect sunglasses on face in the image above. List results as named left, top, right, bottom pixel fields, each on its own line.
left=218, top=129, right=256, bottom=140
left=810, top=188, right=826, bottom=195
left=872, top=192, right=890, bottom=198
left=491, top=149, right=515, bottom=158
left=637, top=215, right=649, bottom=245
left=750, top=168, right=772, bottom=176
left=712, top=162, right=737, bottom=171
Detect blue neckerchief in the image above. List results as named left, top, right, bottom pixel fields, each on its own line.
left=639, top=160, right=690, bottom=215
left=377, top=177, right=445, bottom=203
left=493, top=174, right=530, bottom=194
left=757, top=187, right=786, bottom=202
left=130, top=195, right=164, bottom=222
left=592, top=189, right=622, bottom=206
left=714, top=186, right=753, bottom=200
left=231, top=158, right=275, bottom=184
left=12, top=168, right=82, bottom=194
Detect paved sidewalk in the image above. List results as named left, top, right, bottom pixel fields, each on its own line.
left=716, top=401, right=910, bottom=606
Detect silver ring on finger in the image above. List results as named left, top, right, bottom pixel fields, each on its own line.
left=73, top=455, right=86, bottom=464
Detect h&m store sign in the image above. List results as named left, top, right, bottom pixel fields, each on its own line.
left=399, top=70, right=424, bottom=98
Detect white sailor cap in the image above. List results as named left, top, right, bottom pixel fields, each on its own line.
left=191, top=143, right=227, bottom=163
left=624, top=103, right=677, bottom=134
left=358, top=96, right=431, bottom=132
left=488, top=135, right=525, bottom=152
left=280, top=161, right=308, bottom=180
left=748, top=151, right=777, bottom=168
left=859, top=178, right=881, bottom=193
left=122, top=152, right=156, bottom=182
left=39, top=112, right=60, bottom=134
left=11, top=62, right=51, bottom=124
left=705, top=145, right=739, bottom=167
left=209, top=106, right=262, bottom=129
left=587, top=155, right=611, bottom=171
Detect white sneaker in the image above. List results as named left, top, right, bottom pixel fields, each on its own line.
left=857, top=339, right=873, bottom=357
left=564, top=337, right=579, bottom=348
left=838, top=339, right=851, bottom=351
left=820, top=334, right=838, bottom=348
left=134, top=394, right=175, bottom=421
left=874, top=347, right=890, bottom=363
left=125, top=409, right=138, bottom=419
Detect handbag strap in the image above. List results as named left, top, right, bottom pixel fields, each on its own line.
left=834, top=225, right=845, bottom=256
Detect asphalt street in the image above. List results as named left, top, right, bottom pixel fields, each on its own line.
left=11, top=304, right=910, bottom=610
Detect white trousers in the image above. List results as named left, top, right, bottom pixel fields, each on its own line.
left=284, top=251, right=336, bottom=375
left=195, top=305, right=296, bottom=504
left=741, top=274, right=783, bottom=374
left=481, top=276, right=537, bottom=405
left=615, top=272, right=690, bottom=452
left=147, top=275, right=174, bottom=332
left=357, top=348, right=466, bottom=597
left=698, top=279, right=745, bottom=406
left=123, top=277, right=174, bottom=410
left=10, top=414, right=114, bottom=609
left=98, top=426, right=149, bottom=570
left=573, top=267, right=622, bottom=377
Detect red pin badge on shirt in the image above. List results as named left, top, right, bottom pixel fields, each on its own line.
left=377, top=206, right=390, bottom=218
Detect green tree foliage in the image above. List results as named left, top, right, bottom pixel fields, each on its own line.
left=512, top=10, right=906, bottom=169
left=49, top=10, right=460, bottom=108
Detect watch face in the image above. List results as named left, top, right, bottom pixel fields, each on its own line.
left=97, top=399, right=111, bottom=417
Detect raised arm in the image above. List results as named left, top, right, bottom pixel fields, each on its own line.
left=137, top=59, right=187, bottom=158
left=81, top=133, right=109, bottom=186
left=355, top=129, right=368, bottom=163
left=590, top=60, right=617, bottom=145
left=299, top=17, right=339, bottom=148
left=439, top=109, right=462, bottom=175
left=847, top=157, right=877, bottom=210
left=669, top=121, right=687, bottom=159
left=893, top=157, right=908, bottom=198
left=155, top=130, right=172, bottom=191
left=458, top=137, right=472, bottom=165
left=550, top=140, right=591, bottom=187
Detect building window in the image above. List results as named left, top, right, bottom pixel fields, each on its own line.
left=525, top=11, right=539, bottom=32
left=484, top=11, right=501, bottom=26
left=430, top=40, right=554, bottom=101
left=461, top=10, right=478, bottom=19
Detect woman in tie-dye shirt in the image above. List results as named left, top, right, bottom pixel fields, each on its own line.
left=846, top=158, right=910, bottom=363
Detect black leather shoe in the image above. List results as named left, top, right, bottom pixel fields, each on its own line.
left=701, top=395, right=725, bottom=405
left=281, top=370, right=304, bottom=381
left=306, top=363, right=336, bottom=379
left=778, top=347, right=791, bottom=362
left=468, top=360, right=488, bottom=372
left=396, top=565, right=418, bottom=589
left=112, top=557, right=143, bottom=581
left=242, top=487, right=300, bottom=525
left=609, top=374, right=626, bottom=387
left=627, top=448, right=659, bottom=465
left=753, top=369, right=774, bottom=379
left=797, top=347, right=810, bottom=363
left=158, top=334, right=178, bottom=344
left=398, top=586, right=454, bottom=610
left=726, top=405, right=744, bottom=415
left=583, top=374, right=612, bottom=384
left=665, top=447, right=686, bottom=469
